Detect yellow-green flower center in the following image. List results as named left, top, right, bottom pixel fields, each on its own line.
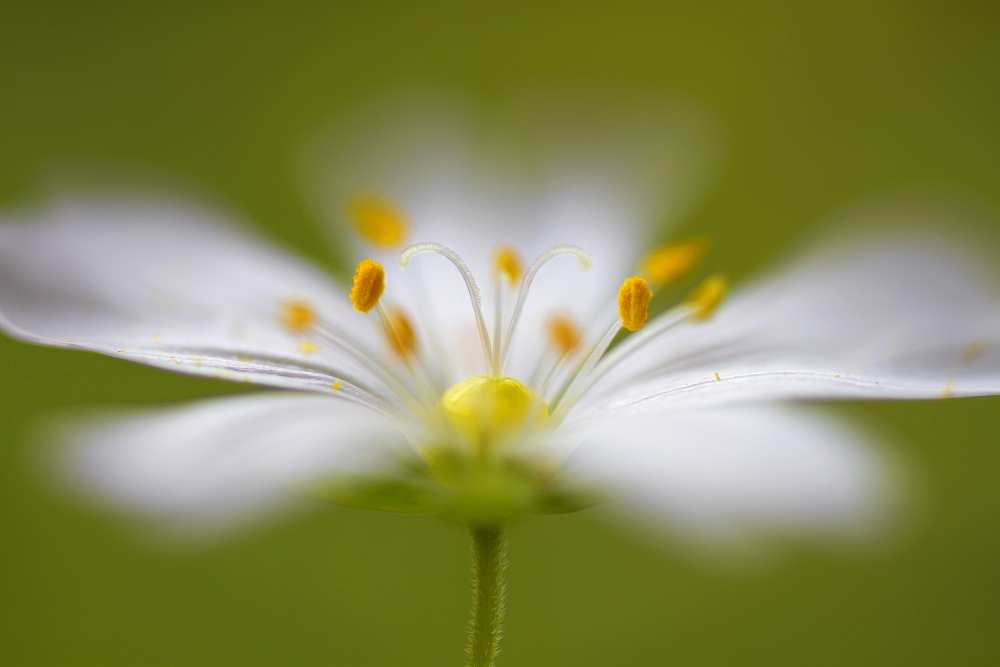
left=441, top=375, right=547, bottom=448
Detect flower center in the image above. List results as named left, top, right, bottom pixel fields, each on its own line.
left=441, top=375, right=548, bottom=448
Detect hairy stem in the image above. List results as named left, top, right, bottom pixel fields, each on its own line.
left=466, top=525, right=508, bottom=667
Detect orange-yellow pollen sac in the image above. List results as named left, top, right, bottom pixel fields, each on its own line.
left=546, top=314, right=582, bottom=355
left=281, top=300, right=317, bottom=333
left=494, top=246, right=523, bottom=284
left=641, top=238, right=707, bottom=286
left=687, top=274, right=727, bottom=320
left=347, top=194, right=407, bottom=248
left=384, top=307, right=418, bottom=359
left=349, top=258, right=386, bottom=313
left=617, top=276, right=653, bottom=332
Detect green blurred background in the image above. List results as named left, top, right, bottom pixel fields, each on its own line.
left=2, top=1, right=999, bottom=665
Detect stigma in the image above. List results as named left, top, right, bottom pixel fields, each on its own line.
left=441, top=375, right=548, bottom=448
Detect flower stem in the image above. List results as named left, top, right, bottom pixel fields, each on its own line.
left=466, top=525, right=507, bottom=667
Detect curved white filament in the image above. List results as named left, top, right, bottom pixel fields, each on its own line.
left=401, top=242, right=495, bottom=373
left=499, top=245, right=591, bottom=371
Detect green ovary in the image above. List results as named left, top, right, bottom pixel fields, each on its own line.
left=441, top=376, right=548, bottom=448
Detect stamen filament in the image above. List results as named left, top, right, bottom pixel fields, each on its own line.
left=499, top=245, right=591, bottom=370
left=492, top=278, right=503, bottom=372
left=401, top=242, right=496, bottom=374
left=539, top=351, right=570, bottom=398
left=313, top=319, right=429, bottom=409
left=549, top=317, right=621, bottom=415
left=587, top=304, right=692, bottom=389
left=377, top=302, right=439, bottom=395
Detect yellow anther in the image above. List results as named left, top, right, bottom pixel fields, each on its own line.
left=641, top=238, right=707, bottom=286
left=281, top=300, right=316, bottom=333
left=441, top=375, right=548, bottom=447
left=348, top=194, right=407, bottom=248
left=617, top=276, right=653, bottom=332
left=349, top=258, right=386, bottom=313
left=686, top=274, right=727, bottom=320
left=546, top=314, right=582, bottom=355
left=384, top=306, right=418, bottom=359
left=331, top=381, right=342, bottom=392
left=297, top=340, right=319, bottom=355
left=494, top=246, right=523, bottom=284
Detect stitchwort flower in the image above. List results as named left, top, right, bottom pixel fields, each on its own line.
left=1, top=114, right=998, bottom=665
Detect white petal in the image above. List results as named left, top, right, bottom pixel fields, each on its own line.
left=583, top=226, right=1000, bottom=416
left=563, top=405, right=895, bottom=545
left=0, top=195, right=393, bottom=402
left=51, top=392, right=413, bottom=533
left=304, top=98, right=714, bottom=382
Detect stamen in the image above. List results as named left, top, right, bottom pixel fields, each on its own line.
left=550, top=275, right=652, bottom=417
left=549, top=318, right=620, bottom=413
left=546, top=314, right=582, bottom=356
left=617, top=276, right=653, bottom=332
left=499, top=245, right=591, bottom=370
left=280, top=299, right=316, bottom=333
left=381, top=306, right=418, bottom=360
left=347, top=194, right=407, bottom=248
left=494, top=246, right=523, bottom=284
left=491, top=246, right=522, bottom=366
left=558, top=277, right=730, bottom=416
left=278, top=291, right=429, bottom=410
left=641, top=238, right=707, bottom=286
left=583, top=303, right=690, bottom=391
left=349, top=258, right=386, bottom=313
left=312, top=318, right=429, bottom=409
left=401, top=242, right=495, bottom=373
left=686, top=274, right=727, bottom=320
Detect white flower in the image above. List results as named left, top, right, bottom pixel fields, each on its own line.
left=1, top=118, right=998, bottom=544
